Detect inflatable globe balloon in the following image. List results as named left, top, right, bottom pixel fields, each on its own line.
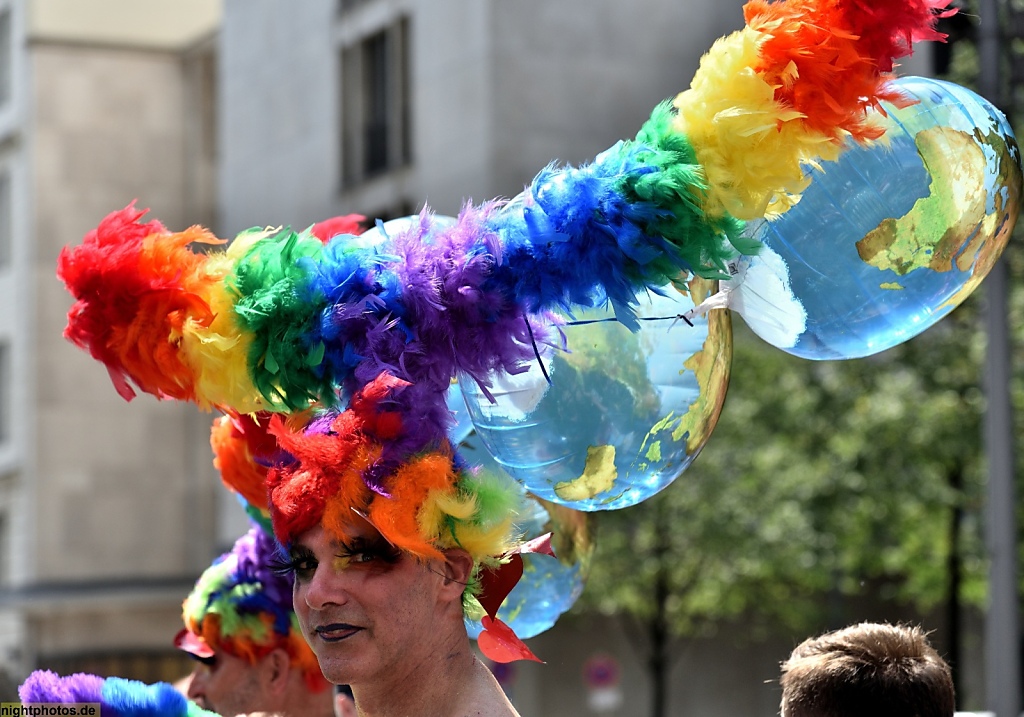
left=461, top=433, right=595, bottom=640
left=460, top=276, right=732, bottom=511
left=446, top=379, right=474, bottom=444
left=721, top=75, right=1022, bottom=360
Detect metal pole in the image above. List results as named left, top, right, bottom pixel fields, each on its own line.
left=979, top=0, right=1020, bottom=713
left=984, top=259, right=1019, bottom=717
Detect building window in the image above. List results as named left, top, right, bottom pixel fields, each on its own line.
left=337, top=0, right=370, bottom=14
left=0, top=9, right=11, bottom=109
left=0, top=511, right=9, bottom=586
left=183, top=39, right=218, bottom=228
left=194, top=50, right=217, bottom=164
left=0, top=342, right=8, bottom=446
left=340, top=16, right=411, bottom=187
left=0, top=173, right=12, bottom=268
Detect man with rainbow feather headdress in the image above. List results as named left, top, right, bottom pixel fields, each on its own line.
left=20, top=412, right=341, bottom=717
left=175, top=524, right=335, bottom=717
left=28, top=1, right=958, bottom=715
left=19, top=524, right=338, bottom=717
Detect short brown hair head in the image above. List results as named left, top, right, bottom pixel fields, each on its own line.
left=780, top=622, right=954, bottom=717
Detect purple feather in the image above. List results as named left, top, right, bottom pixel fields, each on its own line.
left=20, top=670, right=104, bottom=705
left=226, top=527, right=294, bottom=635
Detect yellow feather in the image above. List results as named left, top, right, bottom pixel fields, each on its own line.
left=418, top=489, right=515, bottom=559
left=182, top=253, right=263, bottom=412
left=452, top=516, right=516, bottom=560
left=673, top=27, right=845, bottom=221
left=416, top=492, right=445, bottom=540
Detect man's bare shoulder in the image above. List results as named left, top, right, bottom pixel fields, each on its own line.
left=458, top=660, right=521, bottom=717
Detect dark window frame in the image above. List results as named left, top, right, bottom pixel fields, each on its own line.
left=340, top=16, right=411, bottom=189
left=0, top=9, right=12, bottom=110
left=0, top=171, right=13, bottom=269
left=0, top=341, right=9, bottom=446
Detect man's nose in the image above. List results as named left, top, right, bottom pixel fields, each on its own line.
left=302, top=562, right=352, bottom=610
left=186, top=667, right=206, bottom=700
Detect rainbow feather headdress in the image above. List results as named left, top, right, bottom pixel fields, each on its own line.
left=19, top=671, right=217, bottom=717
left=177, top=525, right=330, bottom=693
left=208, top=395, right=520, bottom=563
left=57, top=0, right=953, bottom=628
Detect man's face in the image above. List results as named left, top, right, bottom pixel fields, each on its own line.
left=290, top=520, right=448, bottom=686
left=186, top=649, right=267, bottom=717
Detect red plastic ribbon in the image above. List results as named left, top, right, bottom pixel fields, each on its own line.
left=475, top=533, right=555, bottom=664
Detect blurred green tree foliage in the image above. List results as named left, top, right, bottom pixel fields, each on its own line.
left=573, top=12, right=1024, bottom=714
left=577, top=232, right=1024, bottom=713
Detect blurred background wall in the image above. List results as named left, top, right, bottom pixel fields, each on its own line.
left=0, top=0, right=985, bottom=715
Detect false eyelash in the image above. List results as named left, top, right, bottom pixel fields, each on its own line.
left=268, top=555, right=304, bottom=577
left=333, top=539, right=403, bottom=566
left=269, top=547, right=316, bottom=577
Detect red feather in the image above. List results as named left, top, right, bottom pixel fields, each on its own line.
left=746, top=0, right=955, bottom=143
left=311, top=214, right=367, bottom=243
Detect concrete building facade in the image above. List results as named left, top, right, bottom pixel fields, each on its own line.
left=0, top=0, right=225, bottom=689
left=217, top=0, right=748, bottom=233
left=0, top=0, right=963, bottom=713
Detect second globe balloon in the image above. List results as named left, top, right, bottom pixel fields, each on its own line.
left=460, top=427, right=596, bottom=641
left=460, top=277, right=732, bottom=512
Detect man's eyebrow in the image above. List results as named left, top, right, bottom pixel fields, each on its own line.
left=335, top=536, right=371, bottom=553
left=288, top=541, right=313, bottom=556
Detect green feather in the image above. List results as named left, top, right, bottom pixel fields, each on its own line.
left=229, top=227, right=334, bottom=411
left=618, top=101, right=755, bottom=279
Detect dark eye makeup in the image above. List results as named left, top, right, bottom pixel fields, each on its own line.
left=336, top=537, right=403, bottom=566
left=271, top=537, right=402, bottom=580
left=270, top=546, right=318, bottom=579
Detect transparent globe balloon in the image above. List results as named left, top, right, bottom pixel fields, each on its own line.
left=723, top=75, right=1022, bottom=359
left=446, top=379, right=474, bottom=444
left=460, top=276, right=732, bottom=511
left=460, top=432, right=595, bottom=640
